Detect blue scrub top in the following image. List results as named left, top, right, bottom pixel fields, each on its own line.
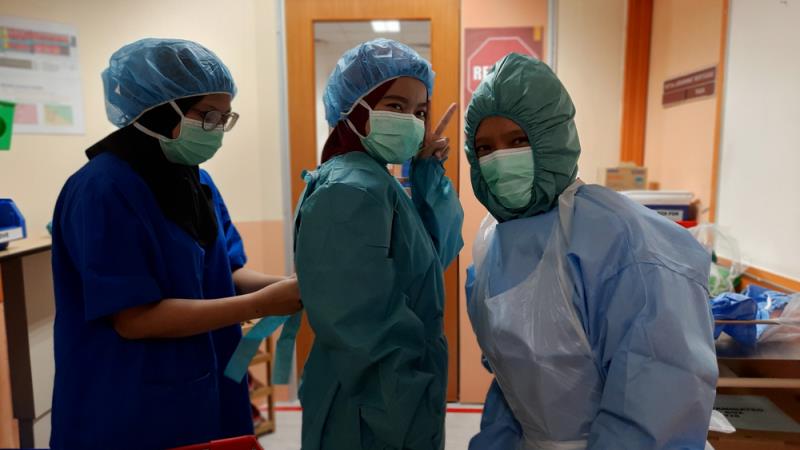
left=50, top=152, right=253, bottom=450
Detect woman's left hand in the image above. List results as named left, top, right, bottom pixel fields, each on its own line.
left=418, top=102, right=458, bottom=161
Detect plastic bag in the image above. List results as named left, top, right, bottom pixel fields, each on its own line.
left=758, top=293, right=800, bottom=343
left=704, top=410, right=736, bottom=450
left=708, top=409, right=736, bottom=434
left=688, top=224, right=746, bottom=296
left=472, top=212, right=498, bottom=272
left=709, top=288, right=797, bottom=345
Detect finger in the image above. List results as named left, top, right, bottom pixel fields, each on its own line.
left=436, top=145, right=451, bottom=161
left=417, top=145, right=436, bottom=159
left=433, top=137, right=449, bottom=149
left=420, top=137, right=448, bottom=156
left=432, top=103, right=458, bottom=138
left=440, top=145, right=451, bottom=160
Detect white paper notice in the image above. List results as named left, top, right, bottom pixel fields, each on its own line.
left=0, top=16, right=84, bottom=135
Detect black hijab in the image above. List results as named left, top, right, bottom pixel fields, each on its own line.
left=86, top=97, right=219, bottom=248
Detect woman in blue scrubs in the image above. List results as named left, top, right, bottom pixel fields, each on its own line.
left=50, top=39, right=302, bottom=450
left=464, top=54, right=718, bottom=449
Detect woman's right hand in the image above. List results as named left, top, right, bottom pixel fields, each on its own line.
left=255, top=277, right=302, bottom=316
left=418, top=102, right=457, bottom=161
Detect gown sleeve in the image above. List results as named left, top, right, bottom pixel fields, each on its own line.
left=200, top=170, right=247, bottom=270
left=469, top=380, right=524, bottom=450
left=409, top=157, right=464, bottom=267
left=587, top=263, right=718, bottom=449
left=59, top=178, right=164, bottom=321
left=295, top=182, right=441, bottom=448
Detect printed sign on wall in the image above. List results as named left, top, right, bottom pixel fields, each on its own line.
left=0, top=16, right=84, bottom=134
left=464, top=27, right=544, bottom=105
left=662, top=66, right=717, bottom=107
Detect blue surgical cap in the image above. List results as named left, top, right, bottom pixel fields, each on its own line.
left=323, top=38, right=434, bottom=127
left=102, top=38, right=237, bottom=127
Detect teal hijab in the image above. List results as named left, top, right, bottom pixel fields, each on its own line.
left=465, top=53, right=581, bottom=222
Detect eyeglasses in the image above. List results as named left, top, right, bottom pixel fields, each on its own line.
left=192, top=108, right=240, bottom=132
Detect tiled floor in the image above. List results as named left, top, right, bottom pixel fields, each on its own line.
left=259, top=403, right=483, bottom=450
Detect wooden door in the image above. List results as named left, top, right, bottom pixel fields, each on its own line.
left=285, top=0, right=461, bottom=401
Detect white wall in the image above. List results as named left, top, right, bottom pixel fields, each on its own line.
left=0, top=0, right=285, bottom=235
left=717, top=0, right=800, bottom=281
left=556, top=0, right=627, bottom=184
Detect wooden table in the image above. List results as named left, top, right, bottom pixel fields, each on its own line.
left=711, top=334, right=800, bottom=449
left=0, top=237, right=54, bottom=448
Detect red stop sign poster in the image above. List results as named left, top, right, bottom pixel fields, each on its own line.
left=464, top=27, right=544, bottom=104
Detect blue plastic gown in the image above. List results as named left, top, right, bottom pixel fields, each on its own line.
left=294, top=152, right=463, bottom=449
left=50, top=153, right=252, bottom=450
left=466, top=185, right=718, bottom=450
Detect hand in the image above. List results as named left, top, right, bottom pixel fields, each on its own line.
left=418, top=102, right=458, bottom=161
left=255, top=277, right=302, bottom=316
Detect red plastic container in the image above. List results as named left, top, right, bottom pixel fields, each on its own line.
left=169, top=435, right=264, bottom=450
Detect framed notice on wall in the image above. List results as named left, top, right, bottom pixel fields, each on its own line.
left=0, top=16, right=85, bottom=135
left=464, top=27, right=544, bottom=105
left=662, top=66, right=717, bottom=107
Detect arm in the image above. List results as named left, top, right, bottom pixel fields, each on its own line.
left=410, top=102, right=464, bottom=268
left=200, top=170, right=286, bottom=294
left=112, top=278, right=300, bottom=339
left=409, top=157, right=464, bottom=267
left=233, top=268, right=287, bottom=294
left=296, top=182, right=439, bottom=448
left=201, top=169, right=288, bottom=295
left=469, top=379, right=523, bottom=450
left=588, top=264, right=718, bottom=449
left=66, top=176, right=300, bottom=341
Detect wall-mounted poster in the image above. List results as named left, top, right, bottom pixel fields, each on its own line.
left=0, top=16, right=84, bottom=135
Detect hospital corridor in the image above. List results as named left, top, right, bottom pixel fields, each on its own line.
left=0, top=0, right=799, bottom=449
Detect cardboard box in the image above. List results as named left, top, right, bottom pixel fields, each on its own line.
left=708, top=394, right=800, bottom=449
left=604, top=165, right=648, bottom=191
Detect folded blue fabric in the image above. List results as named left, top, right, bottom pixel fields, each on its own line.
left=710, top=293, right=759, bottom=345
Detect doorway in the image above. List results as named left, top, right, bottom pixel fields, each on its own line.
left=285, top=0, right=461, bottom=401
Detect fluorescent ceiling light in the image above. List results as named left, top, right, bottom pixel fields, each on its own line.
left=371, top=20, right=401, bottom=33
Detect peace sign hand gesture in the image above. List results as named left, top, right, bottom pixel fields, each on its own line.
left=417, top=102, right=458, bottom=161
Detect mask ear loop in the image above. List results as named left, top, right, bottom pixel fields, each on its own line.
left=133, top=101, right=184, bottom=142
left=345, top=99, right=372, bottom=139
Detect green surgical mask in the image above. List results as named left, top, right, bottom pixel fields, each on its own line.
left=479, top=146, right=534, bottom=210
left=134, top=101, right=224, bottom=166
left=347, top=100, right=425, bottom=165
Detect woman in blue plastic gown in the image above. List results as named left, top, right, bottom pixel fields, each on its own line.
left=294, top=38, right=464, bottom=449
left=50, top=39, right=302, bottom=450
left=464, top=53, right=718, bottom=449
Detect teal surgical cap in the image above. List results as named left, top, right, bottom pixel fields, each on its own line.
left=102, top=38, right=237, bottom=127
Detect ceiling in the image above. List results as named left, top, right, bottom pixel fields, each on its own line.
left=314, top=20, right=430, bottom=50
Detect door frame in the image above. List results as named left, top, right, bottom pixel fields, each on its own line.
left=284, top=0, right=462, bottom=401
